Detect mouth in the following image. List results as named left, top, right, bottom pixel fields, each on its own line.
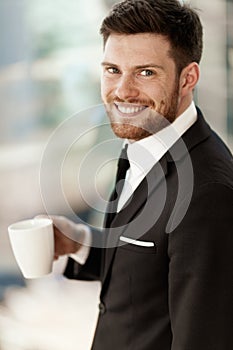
left=114, top=102, right=148, bottom=117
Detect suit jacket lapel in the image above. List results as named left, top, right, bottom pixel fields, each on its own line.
left=112, top=155, right=168, bottom=229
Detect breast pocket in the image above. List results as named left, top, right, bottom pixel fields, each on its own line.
left=119, top=235, right=157, bottom=254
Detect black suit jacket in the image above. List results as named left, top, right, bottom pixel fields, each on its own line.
left=64, top=108, right=233, bottom=350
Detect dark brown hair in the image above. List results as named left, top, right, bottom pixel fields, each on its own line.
left=100, top=0, right=203, bottom=74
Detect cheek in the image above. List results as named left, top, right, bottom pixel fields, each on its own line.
left=155, top=83, right=170, bottom=100
left=101, top=77, right=113, bottom=101
left=142, top=81, right=168, bottom=102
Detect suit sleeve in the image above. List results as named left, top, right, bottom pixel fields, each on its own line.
left=64, top=227, right=105, bottom=281
left=64, top=247, right=103, bottom=281
left=168, top=183, right=233, bottom=349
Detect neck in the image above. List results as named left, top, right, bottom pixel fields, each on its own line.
left=176, top=94, right=193, bottom=118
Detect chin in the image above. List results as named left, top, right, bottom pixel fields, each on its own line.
left=111, top=123, right=151, bottom=141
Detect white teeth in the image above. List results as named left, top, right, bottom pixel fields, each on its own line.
left=117, top=105, right=146, bottom=114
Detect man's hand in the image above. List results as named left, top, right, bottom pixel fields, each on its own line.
left=53, top=216, right=82, bottom=260
left=35, top=215, right=84, bottom=260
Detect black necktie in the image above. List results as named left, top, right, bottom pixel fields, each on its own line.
left=114, top=144, right=130, bottom=198
left=105, top=145, right=130, bottom=227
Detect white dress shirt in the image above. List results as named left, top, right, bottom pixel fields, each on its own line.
left=72, top=101, right=197, bottom=265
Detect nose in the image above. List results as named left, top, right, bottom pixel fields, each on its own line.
left=115, top=74, right=140, bottom=101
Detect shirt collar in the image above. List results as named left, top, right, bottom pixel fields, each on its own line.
left=126, top=102, right=197, bottom=177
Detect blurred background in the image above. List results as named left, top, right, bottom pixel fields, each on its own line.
left=0, top=0, right=232, bottom=349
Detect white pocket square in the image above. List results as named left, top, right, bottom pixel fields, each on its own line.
left=119, top=236, right=155, bottom=247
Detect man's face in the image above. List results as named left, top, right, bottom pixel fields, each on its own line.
left=101, top=33, right=181, bottom=141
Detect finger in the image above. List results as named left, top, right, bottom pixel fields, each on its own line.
left=34, top=214, right=50, bottom=220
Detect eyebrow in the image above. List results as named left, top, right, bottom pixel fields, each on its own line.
left=101, top=62, right=164, bottom=71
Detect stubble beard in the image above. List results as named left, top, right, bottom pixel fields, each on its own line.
left=106, top=85, right=180, bottom=141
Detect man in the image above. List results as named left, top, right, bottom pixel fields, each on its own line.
left=52, top=0, right=233, bottom=349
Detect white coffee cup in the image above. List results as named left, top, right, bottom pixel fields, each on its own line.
left=8, top=218, right=54, bottom=279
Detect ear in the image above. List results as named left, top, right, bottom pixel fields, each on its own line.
left=179, top=62, right=200, bottom=98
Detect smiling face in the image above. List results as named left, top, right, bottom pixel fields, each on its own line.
left=101, top=33, right=182, bottom=141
